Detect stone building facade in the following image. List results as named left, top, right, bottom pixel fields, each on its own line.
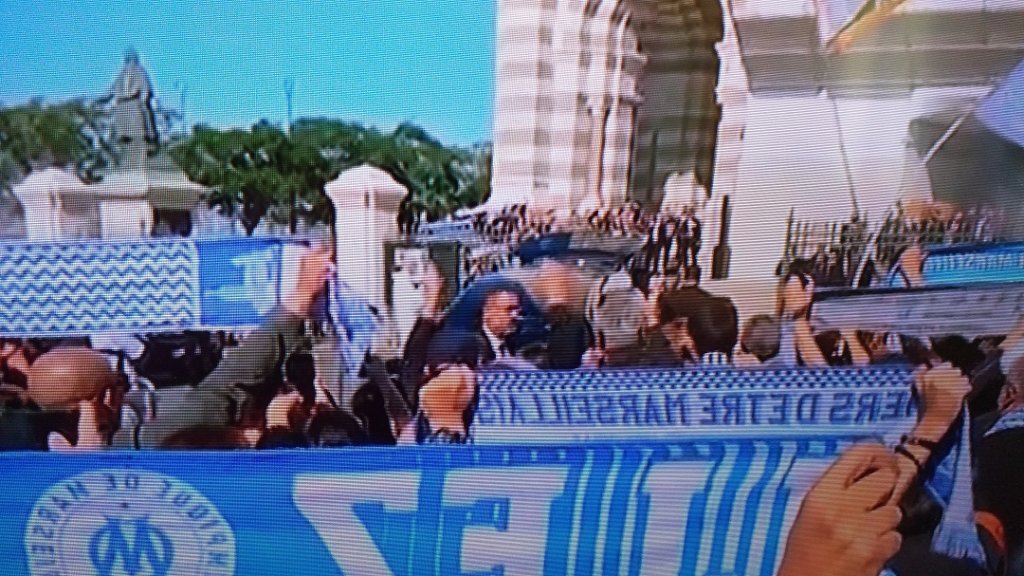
left=490, top=0, right=724, bottom=212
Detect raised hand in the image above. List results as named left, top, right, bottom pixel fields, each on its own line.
left=779, top=275, right=814, bottom=318
left=898, top=244, right=924, bottom=287
left=579, top=347, right=607, bottom=369
left=913, top=362, right=971, bottom=441
left=421, top=260, right=446, bottom=319
left=48, top=399, right=110, bottom=452
left=266, top=390, right=307, bottom=430
left=419, top=365, right=475, bottom=435
left=284, top=246, right=336, bottom=318
left=779, top=442, right=903, bottom=576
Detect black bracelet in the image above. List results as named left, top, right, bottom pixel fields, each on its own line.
left=900, top=435, right=940, bottom=451
left=425, top=428, right=467, bottom=445
left=894, top=444, right=924, bottom=474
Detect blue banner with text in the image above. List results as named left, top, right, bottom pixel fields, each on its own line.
left=473, top=368, right=917, bottom=444
left=0, top=237, right=299, bottom=336
left=1, top=438, right=877, bottom=576
left=922, top=242, right=1024, bottom=286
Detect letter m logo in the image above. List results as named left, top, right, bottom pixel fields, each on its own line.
left=89, top=517, right=175, bottom=576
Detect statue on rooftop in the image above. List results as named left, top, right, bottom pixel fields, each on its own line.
left=100, top=49, right=159, bottom=165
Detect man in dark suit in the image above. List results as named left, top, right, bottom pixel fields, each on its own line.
left=426, top=282, right=523, bottom=371
left=414, top=281, right=527, bottom=443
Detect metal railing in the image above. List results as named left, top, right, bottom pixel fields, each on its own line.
left=780, top=206, right=1012, bottom=287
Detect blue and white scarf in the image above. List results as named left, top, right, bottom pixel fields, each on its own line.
left=311, top=276, right=380, bottom=377
left=985, top=406, right=1024, bottom=438
left=926, top=406, right=987, bottom=565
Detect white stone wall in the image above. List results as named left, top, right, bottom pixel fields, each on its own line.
left=491, top=0, right=643, bottom=211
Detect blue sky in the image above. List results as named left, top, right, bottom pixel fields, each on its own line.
left=0, top=0, right=496, bottom=146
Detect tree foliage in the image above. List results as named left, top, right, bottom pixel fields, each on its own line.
left=171, top=117, right=492, bottom=234
left=291, top=118, right=491, bottom=221
left=0, top=98, right=492, bottom=235
left=0, top=99, right=116, bottom=190
left=170, top=121, right=334, bottom=235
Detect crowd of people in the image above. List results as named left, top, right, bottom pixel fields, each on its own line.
left=432, top=202, right=703, bottom=290
left=1, top=198, right=1023, bottom=575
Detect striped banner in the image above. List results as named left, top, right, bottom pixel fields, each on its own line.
left=473, top=367, right=917, bottom=444
left=0, top=369, right=931, bottom=576
left=922, top=243, right=1024, bottom=286
left=812, top=283, right=1024, bottom=338
left=0, top=238, right=302, bottom=336
left=0, top=439, right=859, bottom=576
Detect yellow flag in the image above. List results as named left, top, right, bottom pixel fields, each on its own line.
left=828, top=0, right=910, bottom=54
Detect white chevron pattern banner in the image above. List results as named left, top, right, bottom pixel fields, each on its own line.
left=0, top=238, right=289, bottom=336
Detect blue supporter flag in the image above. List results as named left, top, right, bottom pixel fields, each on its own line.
left=0, top=439, right=885, bottom=576
left=976, top=57, right=1024, bottom=149
left=921, top=242, right=1024, bottom=285
left=321, top=278, right=380, bottom=376
left=0, top=237, right=292, bottom=336
left=0, top=369, right=972, bottom=575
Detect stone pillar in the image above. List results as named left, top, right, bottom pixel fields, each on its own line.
left=11, top=167, right=99, bottom=241
left=603, top=13, right=644, bottom=208
left=11, top=169, right=64, bottom=241
left=89, top=172, right=153, bottom=239
left=324, top=165, right=409, bottom=353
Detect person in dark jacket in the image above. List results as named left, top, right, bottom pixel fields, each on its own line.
left=398, top=259, right=448, bottom=412
left=974, top=353, right=1024, bottom=566
left=427, top=275, right=533, bottom=369
left=427, top=284, right=524, bottom=371
left=128, top=247, right=335, bottom=449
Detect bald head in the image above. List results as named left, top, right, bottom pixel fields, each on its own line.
left=27, top=347, right=116, bottom=410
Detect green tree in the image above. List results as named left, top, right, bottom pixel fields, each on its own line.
left=291, top=120, right=439, bottom=217
left=0, top=99, right=115, bottom=190
left=170, top=121, right=334, bottom=235
left=171, top=117, right=491, bottom=234
left=458, top=141, right=492, bottom=211
left=293, top=119, right=491, bottom=222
